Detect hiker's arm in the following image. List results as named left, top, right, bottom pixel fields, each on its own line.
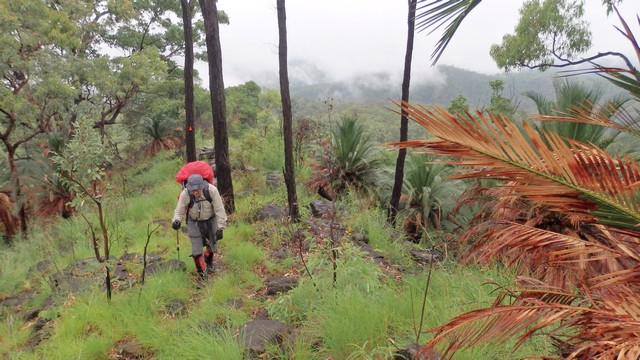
left=210, top=186, right=227, bottom=229
left=172, top=190, right=189, bottom=222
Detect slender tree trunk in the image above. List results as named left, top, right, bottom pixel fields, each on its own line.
left=388, top=0, right=416, bottom=225
left=181, top=0, right=197, bottom=162
left=277, top=0, right=300, bottom=221
left=97, top=201, right=109, bottom=261
left=199, top=0, right=235, bottom=213
left=6, top=150, right=25, bottom=242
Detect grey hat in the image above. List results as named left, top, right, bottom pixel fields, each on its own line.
left=186, top=174, right=206, bottom=191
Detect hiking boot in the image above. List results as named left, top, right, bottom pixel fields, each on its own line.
left=205, top=262, right=215, bottom=274
left=194, top=274, right=207, bottom=289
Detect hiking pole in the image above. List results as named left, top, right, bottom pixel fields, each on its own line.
left=176, top=229, right=180, bottom=260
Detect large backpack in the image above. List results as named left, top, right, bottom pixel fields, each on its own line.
left=175, top=161, right=214, bottom=208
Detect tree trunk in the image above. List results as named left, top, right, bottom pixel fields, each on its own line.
left=97, top=201, right=109, bottom=261
left=388, top=0, right=416, bottom=225
left=199, top=0, right=235, bottom=213
left=6, top=149, right=26, bottom=242
left=277, top=0, right=300, bottom=221
left=181, top=0, right=197, bottom=162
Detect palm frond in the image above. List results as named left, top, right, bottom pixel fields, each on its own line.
left=390, top=102, right=640, bottom=236
left=535, top=104, right=640, bottom=144
left=424, top=286, right=640, bottom=359
left=415, top=0, right=483, bottom=65
left=466, top=220, right=639, bottom=290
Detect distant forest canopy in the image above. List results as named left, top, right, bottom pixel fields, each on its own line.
left=254, top=62, right=627, bottom=116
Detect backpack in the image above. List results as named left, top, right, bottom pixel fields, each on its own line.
left=175, top=161, right=215, bottom=208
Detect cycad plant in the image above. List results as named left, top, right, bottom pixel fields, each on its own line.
left=141, top=115, right=182, bottom=158
left=524, top=78, right=639, bottom=157
left=391, top=102, right=640, bottom=359
left=400, top=153, right=462, bottom=241
left=308, top=115, right=382, bottom=199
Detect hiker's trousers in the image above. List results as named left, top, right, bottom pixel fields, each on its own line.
left=187, top=216, right=218, bottom=256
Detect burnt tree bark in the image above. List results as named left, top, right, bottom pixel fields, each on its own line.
left=277, top=0, right=300, bottom=221
left=181, top=0, right=197, bottom=162
left=388, top=0, right=416, bottom=225
left=199, top=0, right=235, bottom=213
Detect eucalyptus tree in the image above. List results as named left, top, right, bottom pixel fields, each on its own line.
left=0, top=1, right=80, bottom=240
left=0, top=0, right=167, bottom=240
left=277, top=0, right=300, bottom=221
left=199, top=0, right=235, bottom=213
left=417, top=0, right=625, bottom=69
left=388, top=0, right=417, bottom=225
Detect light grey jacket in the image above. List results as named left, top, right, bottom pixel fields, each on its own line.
left=172, top=183, right=227, bottom=228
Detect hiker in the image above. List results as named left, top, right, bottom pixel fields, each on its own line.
left=172, top=173, right=227, bottom=278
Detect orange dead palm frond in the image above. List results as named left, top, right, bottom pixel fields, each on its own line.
left=0, top=192, right=17, bottom=240
left=422, top=284, right=640, bottom=359
left=390, top=102, right=640, bottom=235
left=468, top=221, right=638, bottom=289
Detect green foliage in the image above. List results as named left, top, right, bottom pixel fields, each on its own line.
left=490, top=0, right=591, bottom=71
left=231, top=129, right=285, bottom=172
left=486, top=80, right=517, bottom=118
left=308, top=115, right=383, bottom=198
left=52, top=116, right=114, bottom=205
left=448, top=94, right=470, bottom=114
left=399, top=153, right=464, bottom=240
left=226, top=81, right=262, bottom=127
left=524, top=78, right=639, bottom=155
left=223, top=240, right=266, bottom=271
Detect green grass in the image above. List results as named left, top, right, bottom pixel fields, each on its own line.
left=0, top=156, right=555, bottom=359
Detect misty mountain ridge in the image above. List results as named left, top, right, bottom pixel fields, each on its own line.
left=256, top=59, right=629, bottom=113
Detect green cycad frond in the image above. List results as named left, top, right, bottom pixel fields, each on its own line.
left=391, top=102, right=640, bottom=235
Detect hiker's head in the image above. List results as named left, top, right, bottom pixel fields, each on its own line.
left=186, top=174, right=206, bottom=195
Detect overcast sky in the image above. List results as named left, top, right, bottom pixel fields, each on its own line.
left=205, top=0, right=640, bottom=87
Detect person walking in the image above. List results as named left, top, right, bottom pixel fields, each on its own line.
left=172, top=174, right=227, bottom=279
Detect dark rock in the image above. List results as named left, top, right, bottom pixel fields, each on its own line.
left=113, top=262, right=129, bottom=280
left=1, top=290, right=34, bottom=307
left=264, top=276, right=298, bottom=295
left=266, top=174, right=283, bottom=187
left=356, top=241, right=386, bottom=265
left=28, top=261, right=50, bottom=275
left=272, top=248, right=290, bottom=260
left=309, top=200, right=333, bottom=218
left=120, top=252, right=162, bottom=263
left=240, top=319, right=290, bottom=354
left=395, top=344, right=444, bottom=360
left=253, top=204, right=288, bottom=222
left=49, top=271, right=87, bottom=293
left=224, top=299, right=244, bottom=309
left=253, top=308, right=270, bottom=320
left=410, top=249, right=443, bottom=264
left=351, top=232, right=369, bottom=244
left=145, top=259, right=186, bottom=275
left=197, top=147, right=215, bottom=162
left=165, top=299, right=187, bottom=317
left=113, top=340, right=153, bottom=359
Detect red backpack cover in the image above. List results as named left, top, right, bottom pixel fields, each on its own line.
left=176, top=161, right=214, bottom=188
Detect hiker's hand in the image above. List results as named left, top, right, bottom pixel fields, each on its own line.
left=172, top=220, right=181, bottom=230
left=216, top=229, right=223, bottom=240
